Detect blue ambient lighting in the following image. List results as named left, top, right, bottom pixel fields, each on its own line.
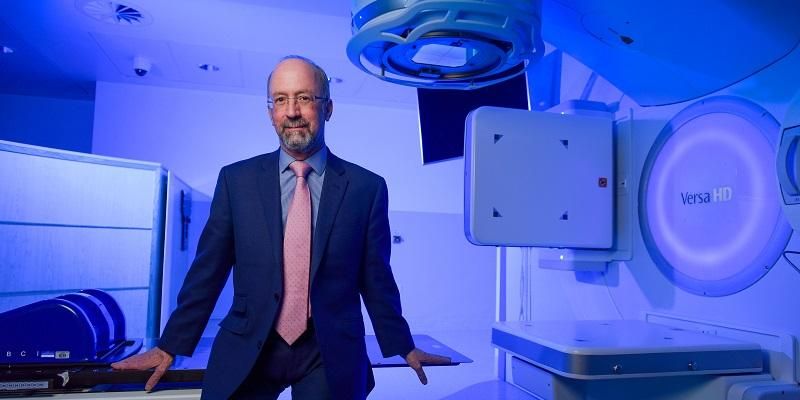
left=640, top=96, right=791, bottom=296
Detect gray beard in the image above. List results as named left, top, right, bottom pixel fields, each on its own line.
left=280, top=128, right=319, bottom=154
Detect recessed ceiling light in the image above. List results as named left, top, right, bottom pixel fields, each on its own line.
left=1, top=46, right=13, bottom=54
left=76, top=0, right=152, bottom=26
left=198, top=64, right=220, bottom=72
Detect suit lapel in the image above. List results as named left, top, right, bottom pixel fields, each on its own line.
left=311, top=152, right=348, bottom=285
left=257, top=151, right=284, bottom=271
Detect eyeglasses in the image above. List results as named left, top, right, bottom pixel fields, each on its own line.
left=267, top=94, right=328, bottom=109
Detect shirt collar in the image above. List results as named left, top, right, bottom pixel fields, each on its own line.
left=279, top=146, right=327, bottom=175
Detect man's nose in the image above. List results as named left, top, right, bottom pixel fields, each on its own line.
left=284, top=101, right=301, bottom=117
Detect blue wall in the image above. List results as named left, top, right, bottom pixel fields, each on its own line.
left=0, top=93, right=94, bottom=153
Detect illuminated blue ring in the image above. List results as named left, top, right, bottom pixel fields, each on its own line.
left=639, top=96, right=791, bottom=296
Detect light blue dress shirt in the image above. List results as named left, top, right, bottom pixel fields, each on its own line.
left=279, top=146, right=327, bottom=233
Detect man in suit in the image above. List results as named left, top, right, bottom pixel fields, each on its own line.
left=112, top=55, right=449, bottom=399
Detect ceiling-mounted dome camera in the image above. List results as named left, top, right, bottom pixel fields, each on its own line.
left=133, top=56, right=151, bottom=77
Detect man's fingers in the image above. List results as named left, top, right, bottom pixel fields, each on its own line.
left=112, top=354, right=150, bottom=370
left=421, top=353, right=452, bottom=365
left=144, top=364, right=169, bottom=392
left=412, top=365, right=428, bottom=385
left=405, top=348, right=451, bottom=385
left=111, top=355, right=145, bottom=370
left=111, top=347, right=174, bottom=392
left=413, top=349, right=452, bottom=365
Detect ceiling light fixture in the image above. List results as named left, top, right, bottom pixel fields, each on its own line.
left=76, top=0, right=152, bottom=26
left=198, top=64, right=220, bottom=72
left=1, top=46, right=14, bottom=54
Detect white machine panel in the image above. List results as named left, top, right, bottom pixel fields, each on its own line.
left=464, top=107, right=613, bottom=248
left=493, top=320, right=763, bottom=380
left=0, top=140, right=168, bottom=339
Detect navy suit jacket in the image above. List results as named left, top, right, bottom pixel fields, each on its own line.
left=159, top=149, right=415, bottom=399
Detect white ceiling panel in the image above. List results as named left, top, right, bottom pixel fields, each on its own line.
left=0, top=0, right=417, bottom=105
left=168, top=42, right=244, bottom=88
left=90, top=33, right=179, bottom=81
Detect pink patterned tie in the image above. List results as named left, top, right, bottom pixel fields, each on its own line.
left=276, top=160, right=312, bottom=345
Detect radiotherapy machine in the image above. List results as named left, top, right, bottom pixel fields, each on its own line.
left=348, top=0, right=800, bottom=398
left=1, top=0, right=800, bottom=398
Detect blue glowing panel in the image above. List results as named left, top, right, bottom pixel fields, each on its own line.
left=639, top=96, right=791, bottom=296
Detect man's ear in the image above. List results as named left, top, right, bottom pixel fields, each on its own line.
left=268, top=108, right=276, bottom=126
left=324, top=99, right=333, bottom=121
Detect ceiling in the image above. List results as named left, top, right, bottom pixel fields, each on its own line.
left=4, top=1, right=799, bottom=109
left=0, top=0, right=418, bottom=106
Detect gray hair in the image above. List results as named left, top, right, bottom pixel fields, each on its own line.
left=267, top=55, right=330, bottom=99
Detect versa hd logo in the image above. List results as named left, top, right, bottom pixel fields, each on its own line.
left=681, top=186, right=733, bottom=205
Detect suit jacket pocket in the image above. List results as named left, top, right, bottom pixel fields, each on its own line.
left=219, top=314, right=249, bottom=335
left=231, top=294, right=247, bottom=314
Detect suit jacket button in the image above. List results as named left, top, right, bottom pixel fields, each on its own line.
left=273, top=293, right=280, bottom=302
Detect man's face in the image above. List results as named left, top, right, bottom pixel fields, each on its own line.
left=268, top=59, right=332, bottom=157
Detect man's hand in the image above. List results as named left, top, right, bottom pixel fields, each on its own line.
left=404, top=348, right=452, bottom=385
left=111, top=346, right=175, bottom=392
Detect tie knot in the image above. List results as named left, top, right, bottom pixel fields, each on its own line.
left=289, top=160, right=312, bottom=179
